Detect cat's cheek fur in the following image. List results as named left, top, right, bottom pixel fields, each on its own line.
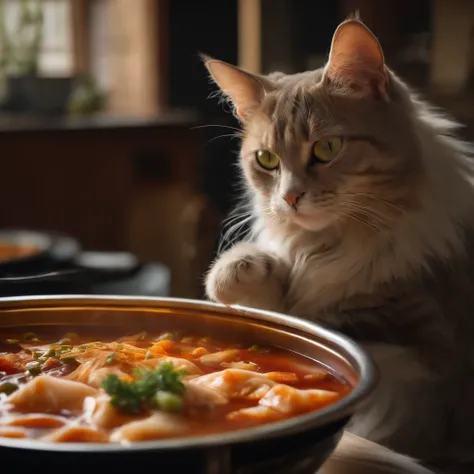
left=205, top=242, right=287, bottom=312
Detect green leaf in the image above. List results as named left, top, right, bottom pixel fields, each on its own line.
left=101, top=362, right=187, bottom=414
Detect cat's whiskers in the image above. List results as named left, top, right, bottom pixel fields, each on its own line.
left=206, top=133, right=242, bottom=145
left=337, top=199, right=399, bottom=225
left=218, top=206, right=255, bottom=254
left=336, top=209, right=383, bottom=235
left=337, top=201, right=388, bottom=228
left=192, top=124, right=243, bottom=134
left=259, top=205, right=279, bottom=222
left=339, top=192, right=407, bottom=216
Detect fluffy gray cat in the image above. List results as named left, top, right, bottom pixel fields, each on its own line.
left=203, top=17, right=474, bottom=474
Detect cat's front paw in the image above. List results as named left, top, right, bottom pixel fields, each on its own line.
left=205, top=242, right=286, bottom=311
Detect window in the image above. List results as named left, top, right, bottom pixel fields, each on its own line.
left=1, top=0, right=72, bottom=76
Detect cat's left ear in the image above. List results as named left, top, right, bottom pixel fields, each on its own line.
left=324, top=20, right=389, bottom=101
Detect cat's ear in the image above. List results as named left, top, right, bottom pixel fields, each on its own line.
left=202, top=55, right=272, bottom=120
left=324, top=20, right=389, bottom=101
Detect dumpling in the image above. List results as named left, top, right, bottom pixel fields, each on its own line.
left=183, top=381, right=228, bottom=406
left=85, top=394, right=141, bottom=430
left=110, top=412, right=188, bottom=442
left=258, top=385, right=339, bottom=414
left=43, top=425, right=108, bottom=442
left=2, top=414, right=66, bottom=429
left=0, top=426, right=28, bottom=438
left=5, top=375, right=97, bottom=413
left=87, top=367, right=128, bottom=388
left=226, top=405, right=284, bottom=422
left=139, top=356, right=202, bottom=376
left=190, top=369, right=275, bottom=399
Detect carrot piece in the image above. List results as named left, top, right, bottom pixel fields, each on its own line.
left=265, top=372, right=299, bottom=383
left=148, top=345, right=165, bottom=355
left=153, top=340, right=175, bottom=352
left=191, top=347, right=208, bottom=357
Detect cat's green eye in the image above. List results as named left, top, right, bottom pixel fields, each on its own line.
left=255, top=150, right=280, bottom=170
left=312, top=137, right=343, bottom=164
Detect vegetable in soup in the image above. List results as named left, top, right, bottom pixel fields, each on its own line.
left=0, top=329, right=351, bottom=443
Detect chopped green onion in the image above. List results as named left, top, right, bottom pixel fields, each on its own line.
left=56, top=338, right=71, bottom=345
left=105, top=353, right=116, bottom=366
left=23, top=332, right=37, bottom=341
left=248, top=344, right=269, bottom=352
left=5, top=339, right=18, bottom=344
left=44, top=348, right=56, bottom=358
left=0, top=382, right=19, bottom=395
left=60, top=356, right=80, bottom=366
left=155, top=391, right=183, bottom=413
left=26, top=361, right=42, bottom=376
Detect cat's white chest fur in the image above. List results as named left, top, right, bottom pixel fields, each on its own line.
left=259, top=227, right=399, bottom=315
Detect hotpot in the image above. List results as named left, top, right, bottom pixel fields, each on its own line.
left=0, top=295, right=376, bottom=474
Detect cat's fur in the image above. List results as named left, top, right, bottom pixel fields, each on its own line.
left=203, top=18, right=474, bottom=474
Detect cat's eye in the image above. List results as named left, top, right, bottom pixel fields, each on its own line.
left=311, top=137, right=343, bottom=164
left=255, top=150, right=280, bottom=170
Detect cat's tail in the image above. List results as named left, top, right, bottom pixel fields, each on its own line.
left=321, top=432, right=436, bottom=474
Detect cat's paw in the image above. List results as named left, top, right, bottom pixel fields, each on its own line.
left=205, top=242, right=286, bottom=311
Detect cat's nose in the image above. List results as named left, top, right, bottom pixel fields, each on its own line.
left=283, top=191, right=305, bottom=208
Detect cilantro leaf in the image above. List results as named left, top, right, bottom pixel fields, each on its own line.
left=101, top=361, right=187, bottom=414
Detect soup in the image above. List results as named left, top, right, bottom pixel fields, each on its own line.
left=0, top=242, right=39, bottom=262
left=0, top=328, right=351, bottom=443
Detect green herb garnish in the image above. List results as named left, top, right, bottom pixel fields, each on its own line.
left=101, top=362, right=187, bottom=414
left=155, top=390, right=183, bottom=412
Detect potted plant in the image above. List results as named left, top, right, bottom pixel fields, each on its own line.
left=0, top=0, right=73, bottom=116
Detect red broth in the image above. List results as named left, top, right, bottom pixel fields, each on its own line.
left=0, top=329, right=352, bottom=443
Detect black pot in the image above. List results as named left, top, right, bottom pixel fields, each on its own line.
left=0, top=229, right=80, bottom=276
left=0, top=254, right=171, bottom=298
left=3, top=76, right=73, bottom=116
left=0, top=296, right=376, bottom=474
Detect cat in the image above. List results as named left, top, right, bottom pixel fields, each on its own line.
left=203, top=17, right=474, bottom=474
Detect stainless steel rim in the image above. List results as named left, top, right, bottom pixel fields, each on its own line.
left=0, top=295, right=377, bottom=452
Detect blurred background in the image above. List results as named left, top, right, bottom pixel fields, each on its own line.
left=0, top=0, right=472, bottom=300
